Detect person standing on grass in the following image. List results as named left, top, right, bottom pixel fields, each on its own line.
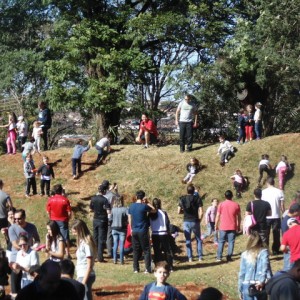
left=254, top=102, right=263, bottom=140
left=202, top=198, right=219, bottom=245
left=90, top=184, right=111, bottom=262
left=175, top=94, right=198, bottom=153
left=71, top=219, right=96, bottom=300
left=135, top=113, right=158, bottom=149
left=16, top=116, right=28, bottom=152
left=215, top=190, right=241, bottom=262
left=178, top=184, right=203, bottom=262
left=24, top=154, right=37, bottom=198
left=237, top=108, right=246, bottom=144
left=37, top=101, right=52, bottom=151
left=37, top=155, right=55, bottom=197
left=46, top=184, right=72, bottom=259
left=0, top=112, right=17, bottom=155
left=0, top=180, right=13, bottom=233
left=245, top=188, right=271, bottom=245
left=8, top=209, right=40, bottom=294
left=128, top=190, right=156, bottom=273
left=262, top=177, right=284, bottom=255
left=71, top=139, right=92, bottom=179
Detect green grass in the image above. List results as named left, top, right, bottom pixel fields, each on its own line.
left=0, top=133, right=299, bottom=299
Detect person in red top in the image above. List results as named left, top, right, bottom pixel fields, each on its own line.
left=135, top=113, right=158, bottom=148
left=215, top=190, right=241, bottom=262
left=280, top=218, right=300, bottom=266
left=46, top=184, right=72, bottom=259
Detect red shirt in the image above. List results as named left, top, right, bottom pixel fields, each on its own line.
left=139, top=119, right=158, bottom=137
left=282, top=225, right=300, bottom=262
left=217, top=199, right=241, bottom=231
left=46, top=194, right=71, bottom=222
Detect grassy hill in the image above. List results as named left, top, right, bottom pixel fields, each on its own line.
left=0, top=133, right=299, bottom=299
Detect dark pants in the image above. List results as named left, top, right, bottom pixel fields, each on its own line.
left=72, top=158, right=81, bottom=176
left=41, top=126, right=49, bottom=151
left=25, top=178, right=37, bottom=195
left=10, top=271, right=22, bottom=293
left=95, top=146, right=107, bottom=164
left=40, top=179, right=51, bottom=196
left=258, top=165, right=272, bottom=184
left=106, top=223, right=113, bottom=257
left=237, top=127, right=245, bottom=143
left=266, top=218, right=281, bottom=253
left=179, top=121, right=193, bottom=152
left=93, top=219, right=108, bottom=261
left=152, top=234, right=173, bottom=268
left=132, top=231, right=151, bottom=272
left=18, top=136, right=27, bottom=152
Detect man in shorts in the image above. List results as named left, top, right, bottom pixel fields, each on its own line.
left=135, top=113, right=158, bottom=148
left=46, top=184, right=72, bottom=259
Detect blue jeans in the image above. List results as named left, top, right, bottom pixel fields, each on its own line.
left=283, top=251, right=292, bottom=271
left=254, top=121, right=262, bottom=139
left=203, top=222, right=218, bottom=243
left=238, top=127, right=245, bottom=143
left=72, top=158, right=81, bottom=176
left=112, top=229, right=126, bottom=262
left=217, top=230, right=236, bottom=260
left=183, top=220, right=203, bottom=259
left=78, top=274, right=96, bottom=300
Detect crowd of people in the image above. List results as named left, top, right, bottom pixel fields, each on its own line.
left=0, top=98, right=298, bottom=300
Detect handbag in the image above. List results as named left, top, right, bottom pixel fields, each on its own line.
left=243, top=202, right=257, bottom=235
left=248, top=251, right=267, bottom=298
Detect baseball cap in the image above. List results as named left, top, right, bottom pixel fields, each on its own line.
left=287, top=218, right=299, bottom=226
left=101, top=180, right=110, bottom=188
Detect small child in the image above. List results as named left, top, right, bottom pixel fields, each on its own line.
left=230, top=169, right=247, bottom=198
left=258, top=154, right=272, bottom=186
left=16, top=116, right=28, bottom=152
left=244, top=104, right=254, bottom=142
left=202, top=199, right=218, bottom=245
left=71, top=139, right=92, bottom=179
left=139, top=261, right=187, bottom=300
left=37, top=156, right=55, bottom=196
left=237, top=108, right=245, bottom=144
left=24, top=154, right=37, bottom=198
left=254, top=102, right=263, bottom=140
left=182, top=157, right=201, bottom=184
left=276, top=155, right=291, bottom=190
left=32, top=121, right=43, bottom=154
left=0, top=248, right=11, bottom=299
left=22, top=136, right=35, bottom=161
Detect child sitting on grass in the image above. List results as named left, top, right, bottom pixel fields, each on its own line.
left=182, top=157, right=201, bottom=184
left=139, top=261, right=187, bottom=300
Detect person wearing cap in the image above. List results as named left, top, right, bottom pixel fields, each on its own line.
left=280, top=218, right=300, bottom=270
left=101, top=180, right=119, bottom=258
left=16, top=116, right=28, bottom=152
left=254, top=102, right=263, bottom=140
left=89, top=185, right=111, bottom=262
left=281, top=203, right=300, bottom=271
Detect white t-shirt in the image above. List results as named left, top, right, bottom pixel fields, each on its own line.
left=96, top=137, right=110, bottom=149
left=232, top=174, right=243, bottom=184
left=17, top=122, right=28, bottom=137
left=259, top=159, right=269, bottom=167
left=262, top=186, right=284, bottom=219
left=76, top=240, right=95, bottom=278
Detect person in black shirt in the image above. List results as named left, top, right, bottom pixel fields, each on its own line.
left=178, top=185, right=203, bottom=262
left=90, top=184, right=111, bottom=262
left=245, top=188, right=271, bottom=244
left=37, top=102, right=52, bottom=151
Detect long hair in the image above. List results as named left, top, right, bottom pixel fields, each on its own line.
left=113, top=195, right=124, bottom=208
left=71, top=219, right=97, bottom=257
left=245, top=231, right=266, bottom=264
left=47, top=220, right=61, bottom=248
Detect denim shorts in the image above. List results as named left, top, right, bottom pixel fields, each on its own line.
left=55, top=220, right=70, bottom=241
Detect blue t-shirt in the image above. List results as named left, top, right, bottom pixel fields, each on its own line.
left=129, top=203, right=151, bottom=232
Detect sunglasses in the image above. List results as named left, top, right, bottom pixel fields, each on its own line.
left=19, top=244, right=28, bottom=247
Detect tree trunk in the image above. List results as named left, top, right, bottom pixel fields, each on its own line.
left=94, top=108, right=122, bottom=143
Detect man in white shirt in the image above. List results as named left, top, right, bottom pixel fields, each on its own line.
left=262, top=177, right=285, bottom=255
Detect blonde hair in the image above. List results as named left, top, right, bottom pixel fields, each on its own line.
left=71, top=219, right=97, bottom=257
left=244, top=231, right=266, bottom=264
left=113, top=195, right=124, bottom=208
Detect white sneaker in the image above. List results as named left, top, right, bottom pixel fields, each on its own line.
left=225, top=159, right=228, bottom=163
